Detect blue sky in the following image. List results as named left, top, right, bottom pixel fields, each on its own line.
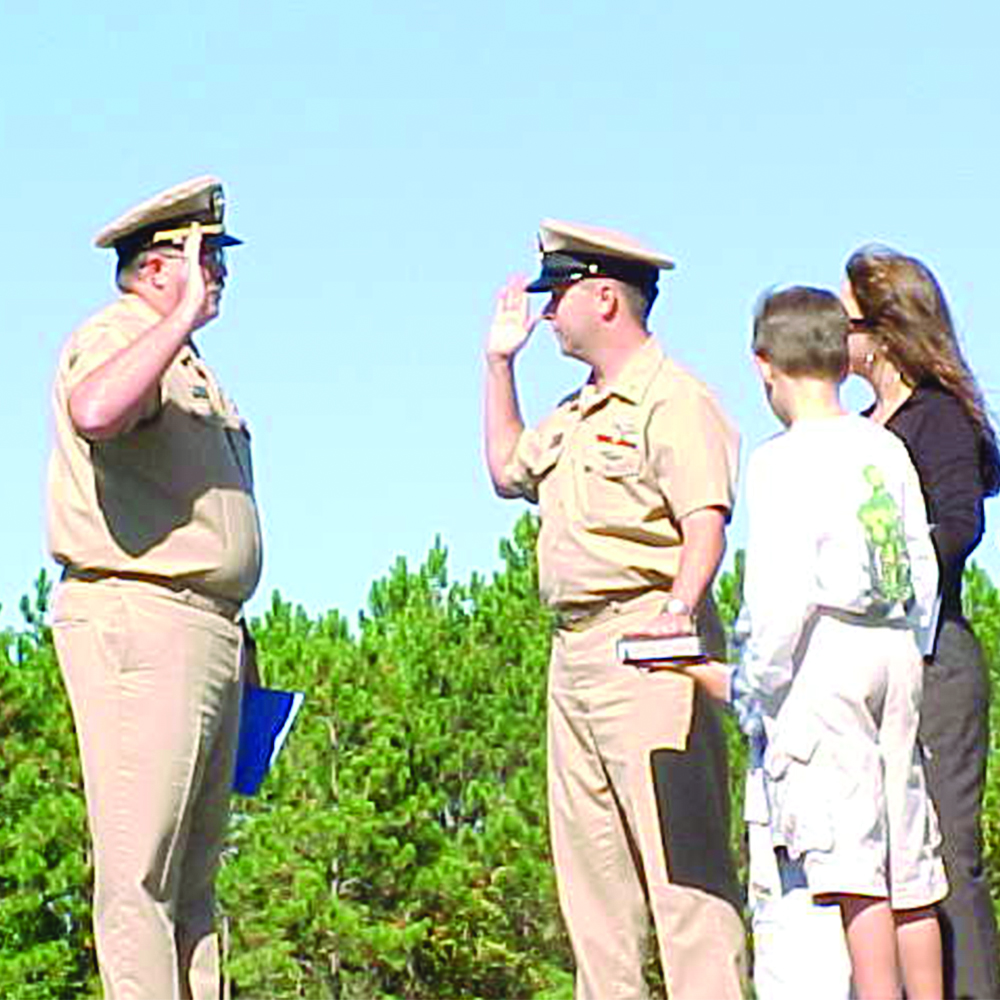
left=3, top=1, right=999, bottom=628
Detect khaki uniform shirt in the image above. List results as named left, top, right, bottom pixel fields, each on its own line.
left=47, top=293, right=263, bottom=605
left=504, top=338, right=739, bottom=610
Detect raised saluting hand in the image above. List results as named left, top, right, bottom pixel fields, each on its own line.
left=486, top=275, right=543, bottom=361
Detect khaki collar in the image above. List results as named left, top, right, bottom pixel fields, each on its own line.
left=577, top=338, right=664, bottom=412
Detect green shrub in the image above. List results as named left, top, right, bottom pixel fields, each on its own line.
left=0, top=526, right=997, bottom=998
left=219, top=516, right=571, bottom=998
left=0, top=571, right=94, bottom=999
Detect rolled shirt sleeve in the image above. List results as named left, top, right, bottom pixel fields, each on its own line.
left=501, top=407, right=572, bottom=505
left=649, top=379, right=739, bottom=523
left=502, top=425, right=549, bottom=505
left=61, top=296, right=163, bottom=429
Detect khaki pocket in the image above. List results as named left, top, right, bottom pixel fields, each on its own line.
left=624, top=667, right=694, bottom=752
left=579, top=446, right=646, bottom=527
left=765, top=727, right=834, bottom=855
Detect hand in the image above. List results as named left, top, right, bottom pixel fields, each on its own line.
left=486, top=275, right=542, bottom=361
left=179, top=223, right=208, bottom=323
left=241, top=622, right=261, bottom=687
left=683, top=660, right=731, bottom=701
left=641, top=609, right=695, bottom=638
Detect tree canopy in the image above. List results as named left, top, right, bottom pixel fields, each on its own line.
left=1, top=517, right=997, bottom=998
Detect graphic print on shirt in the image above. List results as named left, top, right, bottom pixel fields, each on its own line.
left=857, top=465, right=913, bottom=612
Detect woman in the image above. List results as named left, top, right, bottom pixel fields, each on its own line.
left=842, top=244, right=1000, bottom=1000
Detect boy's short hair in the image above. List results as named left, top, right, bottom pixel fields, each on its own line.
left=752, top=286, right=849, bottom=381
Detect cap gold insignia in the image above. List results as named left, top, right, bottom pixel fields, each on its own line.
left=151, top=222, right=227, bottom=245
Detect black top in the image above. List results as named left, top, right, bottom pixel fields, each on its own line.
left=871, top=383, right=988, bottom=619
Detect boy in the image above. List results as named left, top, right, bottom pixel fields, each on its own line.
left=689, top=287, right=946, bottom=1000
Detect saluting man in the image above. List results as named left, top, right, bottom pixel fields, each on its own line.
left=483, top=220, right=745, bottom=999
left=47, top=176, right=262, bottom=999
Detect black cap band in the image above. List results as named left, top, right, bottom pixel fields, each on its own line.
left=526, top=251, right=659, bottom=295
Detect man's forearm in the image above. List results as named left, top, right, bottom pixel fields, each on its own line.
left=484, top=354, right=525, bottom=497
left=69, top=301, right=199, bottom=441
left=670, top=507, right=728, bottom=610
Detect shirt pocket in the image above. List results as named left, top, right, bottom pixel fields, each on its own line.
left=167, top=356, right=233, bottom=428
left=764, top=726, right=834, bottom=857
left=578, top=440, right=646, bottom=528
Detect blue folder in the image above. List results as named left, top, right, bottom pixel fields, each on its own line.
left=232, top=684, right=304, bottom=796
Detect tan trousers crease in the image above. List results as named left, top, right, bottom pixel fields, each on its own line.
left=53, top=578, right=243, bottom=1000
left=547, top=591, right=746, bottom=1000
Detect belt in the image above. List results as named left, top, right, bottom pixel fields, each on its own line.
left=815, top=604, right=912, bottom=629
left=60, top=567, right=243, bottom=621
left=553, top=588, right=667, bottom=632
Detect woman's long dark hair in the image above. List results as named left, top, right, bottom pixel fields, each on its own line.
left=847, top=244, right=1000, bottom=496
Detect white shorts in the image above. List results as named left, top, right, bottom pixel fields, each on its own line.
left=763, top=613, right=947, bottom=909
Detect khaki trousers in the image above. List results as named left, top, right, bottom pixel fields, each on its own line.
left=548, top=591, right=746, bottom=1000
left=53, top=578, right=244, bottom=1000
